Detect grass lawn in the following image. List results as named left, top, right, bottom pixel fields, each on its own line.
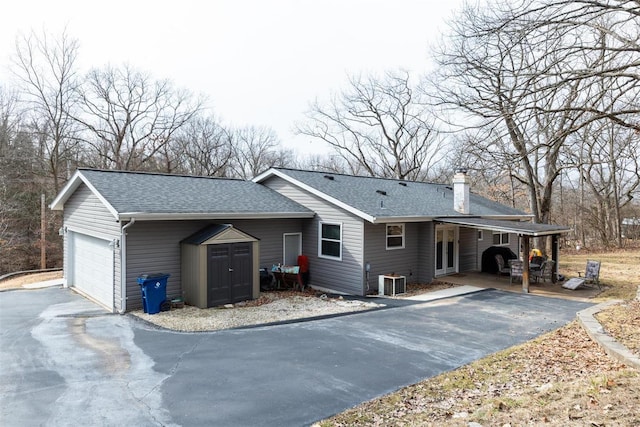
left=560, top=247, right=640, bottom=301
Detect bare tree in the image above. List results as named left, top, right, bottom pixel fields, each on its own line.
left=297, top=152, right=370, bottom=176
left=430, top=0, right=639, bottom=232
left=167, top=115, right=233, bottom=176
left=74, top=64, right=203, bottom=171
left=296, top=71, right=444, bottom=180
left=565, top=119, right=640, bottom=246
left=0, top=85, right=60, bottom=273
left=11, top=29, right=81, bottom=192
left=229, top=125, right=295, bottom=179
left=506, top=0, right=640, bottom=133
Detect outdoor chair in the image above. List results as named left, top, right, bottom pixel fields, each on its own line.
left=495, top=254, right=511, bottom=278
left=532, top=259, right=555, bottom=283
left=530, top=255, right=546, bottom=271
left=578, top=260, right=601, bottom=290
left=509, top=260, right=524, bottom=285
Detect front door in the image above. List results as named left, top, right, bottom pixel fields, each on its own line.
left=283, top=233, right=302, bottom=265
left=435, top=226, right=458, bottom=276
left=207, top=243, right=253, bottom=307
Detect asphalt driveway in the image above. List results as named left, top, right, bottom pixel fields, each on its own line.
left=0, top=286, right=591, bottom=426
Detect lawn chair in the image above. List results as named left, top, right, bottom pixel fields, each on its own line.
left=495, top=254, right=511, bottom=278
left=530, top=255, right=546, bottom=272
left=578, top=260, right=601, bottom=290
left=509, top=260, right=523, bottom=285
left=532, top=259, right=555, bottom=283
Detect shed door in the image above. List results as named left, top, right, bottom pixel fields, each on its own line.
left=70, top=232, right=114, bottom=309
left=207, top=243, right=253, bottom=307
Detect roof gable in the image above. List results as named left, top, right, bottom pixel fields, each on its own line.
left=52, top=169, right=313, bottom=220
left=254, top=168, right=528, bottom=223
left=181, top=224, right=258, bottom=245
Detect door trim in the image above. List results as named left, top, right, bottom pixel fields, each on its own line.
left=434, top=225, right=459, bottom=277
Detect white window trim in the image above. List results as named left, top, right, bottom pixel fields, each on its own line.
left=386, top=223, right=405, bottom=250
left=478, top=230, right=484, bottom=241
left=492, top=231, right=510, bottom=246
left=318, top=221, right=342, bottom=260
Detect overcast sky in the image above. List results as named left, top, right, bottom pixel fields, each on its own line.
left=0, top=0, right=465, bottom=156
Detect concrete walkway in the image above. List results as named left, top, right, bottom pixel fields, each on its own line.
left=22, top=278, right=64, bottom=289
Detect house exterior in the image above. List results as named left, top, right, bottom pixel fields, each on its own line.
left=51, top=167, right=570, bottom=313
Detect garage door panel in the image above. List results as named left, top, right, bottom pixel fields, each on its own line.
left=71, top=232, right=114, bottom=309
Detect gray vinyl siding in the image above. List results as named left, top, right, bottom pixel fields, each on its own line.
left=63, top=184, right=121, bottom=311
left=363, top=222, right=421, bottom=291
left=125, top=221, right=209, bottom=310
left=124, top=219, right=303, bottom=311
left=458, top=227, right=478, bottom=272
left=230, top=219, right=304, bottom=268
left=476, top=229, right=519, bottom=271
left=416, top=222, right=434, bottom=283
left=263, top=176, right=364, bottom=295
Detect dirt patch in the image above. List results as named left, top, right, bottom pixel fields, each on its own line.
left=400, top=280, right=458, bottom=297
left=0, top=271, right=63, bottom=291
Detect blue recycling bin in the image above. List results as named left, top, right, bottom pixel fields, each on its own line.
left=137, top=273, right=170, bottom=314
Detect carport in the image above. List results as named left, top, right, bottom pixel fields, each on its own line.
left=438, top=218, right=571, bottom=293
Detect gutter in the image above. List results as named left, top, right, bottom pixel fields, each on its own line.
left=118, top=218, right=135, bottom=314
left=116, top=212, right=315, bottom=221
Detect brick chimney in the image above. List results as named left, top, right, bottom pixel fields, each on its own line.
left=453, top=169, right=470, bottom=214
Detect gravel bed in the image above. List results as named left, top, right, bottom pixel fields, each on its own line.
left=131, top=293, right=383, bottom=332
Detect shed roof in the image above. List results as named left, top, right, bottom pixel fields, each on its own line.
left=51, top=169, right=314, bottom=221
left=253, top=168, right=529, bottom=223
left=181, top=224, right=259, bottom=245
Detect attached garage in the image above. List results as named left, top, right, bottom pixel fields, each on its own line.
left=68, top=232, right=114, bottom=309
left=50, top=168, right=313, bottom=313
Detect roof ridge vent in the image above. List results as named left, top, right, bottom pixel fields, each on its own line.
left=323, top=174, right=335, bottom=180
left=376, top=190, right=387, bottom=196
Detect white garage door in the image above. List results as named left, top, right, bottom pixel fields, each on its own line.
left=70, top=232, right=114, bottom=309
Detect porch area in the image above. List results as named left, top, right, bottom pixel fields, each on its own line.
left=434, top=271, right=602, bottom=302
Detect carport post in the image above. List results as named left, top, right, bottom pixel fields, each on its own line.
left=522, top=235, right=530, bottom=293
left=551, top=234, right=559, bottom=284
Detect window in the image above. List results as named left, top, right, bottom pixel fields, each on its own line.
left=492, top=232, right=510, bottom=245
left=478, top=230, right=484, bottom=241
left=386, top=223, right=405, bottom=249
left=319, top=222, right=342, bottom=259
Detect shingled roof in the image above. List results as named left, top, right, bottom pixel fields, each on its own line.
left=253, top=168, right=529, bottom=223
left=51, top=169, right=314, bottom=220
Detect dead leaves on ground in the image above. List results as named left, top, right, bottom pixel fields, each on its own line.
left=596, top=299, right=640, bottom=354
left=321, top=322, right=639, bottom=427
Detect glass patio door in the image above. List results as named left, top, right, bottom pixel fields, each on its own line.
left=435, top=226, right=458, bottom=276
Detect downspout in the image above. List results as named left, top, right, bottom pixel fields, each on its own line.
left=118, top=218, right=136, bottom=314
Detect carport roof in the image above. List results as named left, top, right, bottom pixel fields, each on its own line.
left=437, top=217, right=571, bottom=236
left=50, top=169, right=315, bottom=221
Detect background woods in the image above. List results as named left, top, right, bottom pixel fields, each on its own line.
left=1, top=0, right=639, bottom=275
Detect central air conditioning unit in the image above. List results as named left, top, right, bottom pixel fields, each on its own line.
left=378, top=275, right=406, bottom=296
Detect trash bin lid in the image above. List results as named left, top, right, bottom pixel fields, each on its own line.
left=137, top=273, right=170, bottom=280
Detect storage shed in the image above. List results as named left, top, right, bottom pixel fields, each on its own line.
left=181, top=224, right=260, bottom=308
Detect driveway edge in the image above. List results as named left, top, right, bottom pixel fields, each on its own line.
left=577, top=295, right=640, bottom=370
